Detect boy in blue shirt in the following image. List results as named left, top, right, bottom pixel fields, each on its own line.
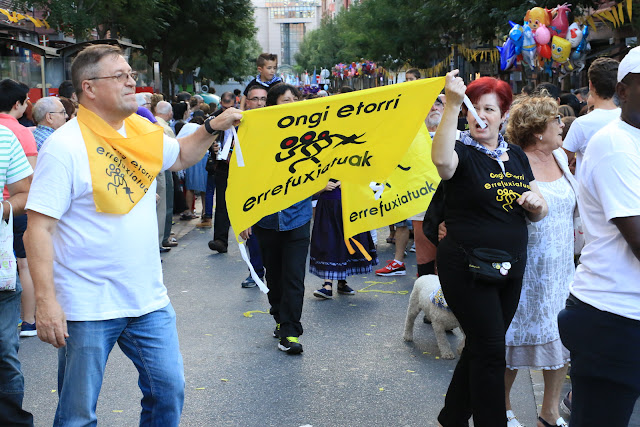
left=239, top=53, right=282, bottom=110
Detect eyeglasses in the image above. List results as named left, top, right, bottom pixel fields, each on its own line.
left=87, top=71, right=138, bottom=83
left=247, top=97, right=267, bottom=103
left=50, top=110, right=68, bottom=116
left=551, top=114, right=562, bottom=125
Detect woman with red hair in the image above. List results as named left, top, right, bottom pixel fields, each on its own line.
left=431, top=71, right=548, bottom=427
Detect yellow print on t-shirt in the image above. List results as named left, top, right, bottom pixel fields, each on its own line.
left=496, top=188, right=521, bottom=211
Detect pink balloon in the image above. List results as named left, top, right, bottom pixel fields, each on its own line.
left=534, top=24, right=551, bottom=45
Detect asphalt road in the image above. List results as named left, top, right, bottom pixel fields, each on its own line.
left=18, top=222, right=610, bottom=427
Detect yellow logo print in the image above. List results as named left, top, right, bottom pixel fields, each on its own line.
left=496, top=188, right=521, bottom=211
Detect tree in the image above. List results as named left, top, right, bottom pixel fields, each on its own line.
left=12, top=0, right=172, bottom=41
left=296, top=0, right=605, bottom=71
left=12, top=0, right=256, bottom=95
left=199, top=37, right=262, bottom=84
left=142, top=0, right=256, bottom=95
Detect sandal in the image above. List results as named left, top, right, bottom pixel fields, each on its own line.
left=538, top=416, right=568, bottom=427
left=386, top=237, right=396, bottom=244
left=506, top=410, right=523, bottom=427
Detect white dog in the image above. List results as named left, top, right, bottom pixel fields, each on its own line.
left=403, top=274, right=465, bottom=359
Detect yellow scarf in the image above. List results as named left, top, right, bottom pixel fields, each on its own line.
left=78, top=106, right=164, bottom=214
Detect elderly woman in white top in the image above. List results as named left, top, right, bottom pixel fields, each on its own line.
left=503, top=95, right=580, bottom=427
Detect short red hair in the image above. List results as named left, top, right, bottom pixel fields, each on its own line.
left=466, top=77, right=513, bottom=115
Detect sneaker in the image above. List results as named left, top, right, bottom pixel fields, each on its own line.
left=409, top=243, right=416, bottom=252
left=273, top=323, right=280, bottom=338
left=278, top=336, right=303, bottom=354
left=313, top=287, right=333, bottom=299
left=375, top=260, right=406, bottom=276
left=162, top=237, right=178, bottom=247
left=208, top=239, right=228, bottom=253
left=20, top=321, right=37, bottom=337
left=196, top=218, right=212, bottom=228
left=241, top=275, right=257, bottom=288
left=337, top=283, right=356, bottom=295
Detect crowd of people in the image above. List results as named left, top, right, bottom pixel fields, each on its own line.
left=0, top=43, right=638, bottom=427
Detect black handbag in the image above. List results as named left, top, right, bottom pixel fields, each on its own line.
left=467, top=248, right=515, bottom=281
left=205, top=155, right=216, bottom=174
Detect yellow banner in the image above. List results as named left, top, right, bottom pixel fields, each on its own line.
left=227, top=77, right=445, bottom=237
left=341, top=124, right=441, bottom=239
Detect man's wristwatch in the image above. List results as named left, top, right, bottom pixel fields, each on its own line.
left=204, top=117, right=220, bottom=136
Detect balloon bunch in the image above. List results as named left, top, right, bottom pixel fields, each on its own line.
left=498, top=3, right=590, bottom=79
left=332, top=61, right=378, bottom=79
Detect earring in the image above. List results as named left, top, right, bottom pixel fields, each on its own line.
left=538, top=135, right=543, bottom=140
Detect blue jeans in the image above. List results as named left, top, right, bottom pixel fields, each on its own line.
left=54, top=304, right=185, bottom=427
left=246, top=233, right=264, bottom=278
left=204, top=174, right=215, bottom=219
left=0, top=278, right=34, bottom=426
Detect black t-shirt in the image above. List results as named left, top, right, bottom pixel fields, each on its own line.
left=443, top=141, right=535, bottom=255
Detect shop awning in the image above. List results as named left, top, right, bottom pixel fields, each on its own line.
left=0, top=36, right=59, bottom=57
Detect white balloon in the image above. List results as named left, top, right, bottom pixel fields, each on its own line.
left=566, top=23, right=583, bottom=48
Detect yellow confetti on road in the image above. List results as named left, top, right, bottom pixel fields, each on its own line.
left=243, top=310, right=270, bottom=318
left=365, top=333, right=372, bottom=336
left=195, top=387, right=205, bottom=390
left=423, top=352, right=431, bottom=355
left=407, top=370, right=415, bottom=373
left=204, top=334, right=212, bottom=336
left=51, top=390, right=56, bottom=393
left=220, top=379, right=229, bottom=382
left=358, top=279, right=409, bottom=295
left=112, top=410, right=123, bottom=413
left=349, top=304, right=357, bottom=306
left=379, top=387, right=384, bottom=391
left=435, top=357, right=440, bottom=359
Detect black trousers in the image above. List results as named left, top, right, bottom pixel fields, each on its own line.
left=213, top=171, right=230, bottom=245
left=436, top=236, right=524, bottom=427
left=254, top=222, right=310, bottom=338
left=559, top=294, right=640, bottom=427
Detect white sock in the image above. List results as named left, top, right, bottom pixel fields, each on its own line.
left=394, top=259, right=404, bottom=265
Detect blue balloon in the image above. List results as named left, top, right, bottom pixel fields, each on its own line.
left=508, top=21, right=524, bottom=55
left=497, top=38, right=517, bottom=71
left=572, top=24, right=589, bottom=59
left=324, top=84, right=328, bottom=90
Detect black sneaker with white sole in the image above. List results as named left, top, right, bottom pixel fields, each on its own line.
left=278, top=336, right=303, bottom=354
left=337, top=282, right=356, bottom=295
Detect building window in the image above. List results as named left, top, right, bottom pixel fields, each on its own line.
left=270, top=6, right=315, bottom=18
left=280, top=23, right=305, bottom=66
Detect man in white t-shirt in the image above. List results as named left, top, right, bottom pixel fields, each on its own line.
left=562, top=57, right=620, bottom=179
left=558, top=46, right=640, bottom=427
left=23, top=45, right=241, bottom=426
